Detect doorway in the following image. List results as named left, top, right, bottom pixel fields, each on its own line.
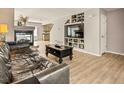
left=42, top=24, right=53, bottom=41
left=100, top=14, right=107, bottom=55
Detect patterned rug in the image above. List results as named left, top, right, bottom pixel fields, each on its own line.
left=10, top=48, right=56, bottom=82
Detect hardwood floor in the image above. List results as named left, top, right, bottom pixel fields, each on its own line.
left=35, top=41, right=124, bottom=84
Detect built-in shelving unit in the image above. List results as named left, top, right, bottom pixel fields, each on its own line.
left=64, top=12, right=84, bottom=49
left=65, top=37, right=84, bottom=49
left=71, top=13, right=84, bottom=23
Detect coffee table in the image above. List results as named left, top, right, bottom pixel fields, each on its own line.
left=46, top=44, right=73, bottom=64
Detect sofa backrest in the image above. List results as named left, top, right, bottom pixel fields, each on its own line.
left=0, top=43, right=10, bottom=61
left=0, top=43, right=12, bottom=84
left=14, top=63, right=69, bottom=84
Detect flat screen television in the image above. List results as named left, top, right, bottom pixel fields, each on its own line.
left=65, top=23, right=84, bottom=38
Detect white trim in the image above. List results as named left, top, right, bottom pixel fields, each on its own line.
left=106, top=51, right=124, bottom=56
left=74, top=48, right=102, bottom=56
left=100, top=11, right=107, bottom=55
left=28, top=20, right=42, bottom=23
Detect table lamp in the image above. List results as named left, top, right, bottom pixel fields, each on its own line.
left=0, top=24, right=8, bottom=42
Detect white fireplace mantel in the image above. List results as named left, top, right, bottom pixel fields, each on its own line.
left=14, top=26, right=35, bottom=31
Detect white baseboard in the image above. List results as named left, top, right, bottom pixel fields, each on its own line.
left=74, top=48, right=102, bottom=56
left=106, top=51, right=124, bottom=56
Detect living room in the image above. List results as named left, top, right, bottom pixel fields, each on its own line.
left=0, top=8, right=124, bottom=84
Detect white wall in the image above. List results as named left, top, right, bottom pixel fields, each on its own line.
left=84, top=8, right=101, bottom=55
left=107, top=9, right=124, bottom=54
left=27, top=22, right=43, bottom=41
left=50, top=17, right=67, bottom=44
left=49, top=9, right=102, bottom=56
left=0, top=8, right=14, bottom=41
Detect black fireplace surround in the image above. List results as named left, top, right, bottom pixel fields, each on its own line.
left=14, top=26, right=35, bottom=45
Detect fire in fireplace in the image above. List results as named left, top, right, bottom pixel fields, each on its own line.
left=14, top=26, right=35, bottom=45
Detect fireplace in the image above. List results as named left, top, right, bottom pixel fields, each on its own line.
left=14, top=26, right=35, bottom=45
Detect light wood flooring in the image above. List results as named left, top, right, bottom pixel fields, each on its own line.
left=35, top=41, right=124, bottom=84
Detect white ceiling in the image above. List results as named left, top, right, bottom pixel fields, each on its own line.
left=15, top=8, right=86, bottom=23
left=15, top=8, right=120, bottom=23
left=103, top=8, right=120, bottom=11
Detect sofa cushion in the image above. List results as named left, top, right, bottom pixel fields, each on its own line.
left=0, top=57, right=12, bottom=83
left=0, top=43, right=10, bottom=63
left=0, top=43, right=11, bottom=70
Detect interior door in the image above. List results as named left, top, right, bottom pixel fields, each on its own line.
left=101, top=14, right=107, bottom=54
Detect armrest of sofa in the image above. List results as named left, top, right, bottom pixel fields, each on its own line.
left=14, top=76, right=40, bottom=84
left=13, top=63, right=69, bottom=84
left=35, top=63, right=70, bottom=84
left=7, top=41, right=16, bottom=46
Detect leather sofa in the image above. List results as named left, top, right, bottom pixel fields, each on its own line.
left=0, top=42, right=69, bottom=84
left=7, top=41, right=30, bottom=51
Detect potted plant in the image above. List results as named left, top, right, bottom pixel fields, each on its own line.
left=18, top=15, right=29, bottom=26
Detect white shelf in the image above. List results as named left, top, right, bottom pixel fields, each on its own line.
left=65, top=22, right=84, bottom=26
left=65, top=37, right=84, bottom=39
left=64, top=37, right=84, bottom=49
